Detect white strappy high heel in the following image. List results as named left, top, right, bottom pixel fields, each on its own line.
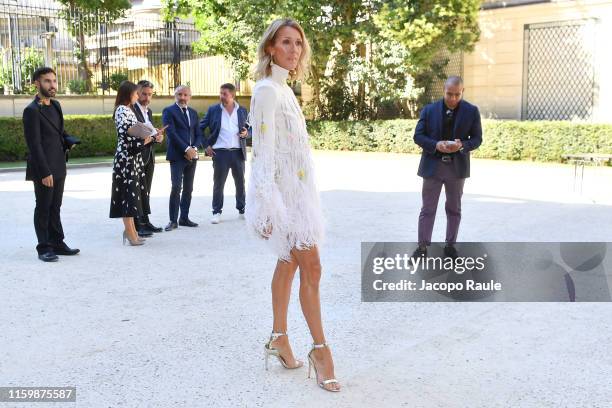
left=264, top=332, right=304, bottom=370
left=307, top=342, right=340, bottom=392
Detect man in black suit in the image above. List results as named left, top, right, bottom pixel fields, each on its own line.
left=133, top=80, right=163, bottom=236
left=162, top=85, right=204, bottom=231
left=413, top=76, right=483, bottom=259
left=23, top=67, right=80, bottom=262
left=199, top=83, right=249, bottom=224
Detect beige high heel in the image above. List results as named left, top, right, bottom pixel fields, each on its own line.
left=123, top=231, right=144, bottom=246
left=307, top=343, right=340, bottom=392
left=264, top=332, right=303, bottom=370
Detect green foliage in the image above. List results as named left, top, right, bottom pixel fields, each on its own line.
left=0, top=114, right=166, bottom=161
left=163, top=0, right=480, bottom=121
left=2, top=115, right=611, bottom=164
left=0, top=58, right=12, bottom=90
left=376, top=0, right=481, bottom=107
left=57, top=0, right=131, bottom=93
left=67, top=79, right=89, bottom=95
left=376, top=0, right=481, bottom=68
left=109, top=72, right=129, bottom=91
left=307, top=119, right=612, bottom=162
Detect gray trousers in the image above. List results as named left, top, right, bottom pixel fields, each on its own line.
left=418, top=161, right=465, bottom=246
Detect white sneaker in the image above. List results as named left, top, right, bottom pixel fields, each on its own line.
left=211, top=213, right=221, bottom=224
left=238, top=213, right=245, bottom=220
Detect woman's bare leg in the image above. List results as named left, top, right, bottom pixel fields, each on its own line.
left=122, top=217, right=139, bottom=242
left=269, top=255, right=301, bottom=366
left=292, top=246, right=340, bottom=391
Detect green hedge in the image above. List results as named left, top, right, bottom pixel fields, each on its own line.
left=0, top=114, right=166, bottom=161
left=1, top=115, right=611, bottom=163
left=308, top=119, right=612, bottom=162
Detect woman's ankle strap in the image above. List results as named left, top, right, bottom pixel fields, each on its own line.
left=312, top=342, right=329, bottom=349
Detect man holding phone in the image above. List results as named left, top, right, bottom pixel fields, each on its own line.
left=199, top=83, right=250, bottom=224
left=412, top=76, right=483, bottom=259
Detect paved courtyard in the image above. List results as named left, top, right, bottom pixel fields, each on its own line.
left=1, top=151, right=611, bottom=407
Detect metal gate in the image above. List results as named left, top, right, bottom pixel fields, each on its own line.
left=522, top=19, right=599, bottom=121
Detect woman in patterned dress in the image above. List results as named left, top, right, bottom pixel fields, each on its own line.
left=109, top=81, right=158, bottom=245
left=246, top=19, right=340, bottom=392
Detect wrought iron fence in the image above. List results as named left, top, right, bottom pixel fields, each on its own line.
left=0, top=0, right=244, bottom=96
left=522, top=19, right=599, bottom=121
left=420, top=50, right=464, bottom=105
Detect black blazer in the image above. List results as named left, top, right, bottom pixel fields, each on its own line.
left=23, top=97, right=72, bottom=181
left=413, top=99, right=483, bottom=178
left=133, top=103, right=155, bottom=165
left=199, top=103, right=250, bottom=161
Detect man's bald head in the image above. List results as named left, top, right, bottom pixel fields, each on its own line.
left=444, top=76, right=464, bottom=89
left=443, top=76, right=464, bottom=109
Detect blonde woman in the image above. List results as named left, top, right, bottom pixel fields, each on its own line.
left=245, top=18, right=340, bottom=392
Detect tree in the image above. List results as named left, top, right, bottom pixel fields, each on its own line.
left=375, top=0, right=481, bottom=107
left=163, top=0, right=480, bottom=120
left=57, top=0, right=131, bottom=92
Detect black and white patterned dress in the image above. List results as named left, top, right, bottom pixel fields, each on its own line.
left=109, top=104, right=148, bottom=218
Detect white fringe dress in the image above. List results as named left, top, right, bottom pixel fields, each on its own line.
left=245, top=63, right=324, bottom=262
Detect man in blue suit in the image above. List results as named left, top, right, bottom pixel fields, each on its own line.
left=413, top=76, right=483, bottom=258
left=199, top=83, right=249, bottom=224
left=162, top=85, right=203, bottom=231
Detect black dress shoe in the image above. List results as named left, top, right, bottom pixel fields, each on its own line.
left=138, top=229, right=153, bottom=238
left=144, top=222, right=163, bottom=233
left=444, top=245, right=459, bottom=259
left=38, top=251, right=59, bottom=262
left=165, top=221, right=178, bottom=231
left=411, top=246, right=428, bottom=260
left=53, top=243, right=80, bottom=256
left=179, top=218, right=199, bottom=227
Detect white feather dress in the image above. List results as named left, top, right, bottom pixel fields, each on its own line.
left=245, top=63, right=324, bottom=262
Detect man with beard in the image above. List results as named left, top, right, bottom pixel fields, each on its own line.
left=133, top=80, right=163, bottom=236
left=23, top=67, right=80, bottom=262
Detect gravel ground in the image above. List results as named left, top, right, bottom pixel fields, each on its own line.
left=1, top=151, right=611, bottom=408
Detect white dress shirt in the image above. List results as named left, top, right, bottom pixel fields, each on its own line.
left=175, top=103, right=197, bottom=153
left=176, top=102, right=191, bottom=127
left=213, top=102, right=241, bottom=149
left=135, top=102, right=151, bottom=125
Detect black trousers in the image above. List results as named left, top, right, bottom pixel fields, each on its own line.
left=33, top=177, right=65, bottom=254
left=212, top=149, right=245, bottom=214
left=138, top=154, right=155, bottom=226
left=169, top=159, right=197, bottom=223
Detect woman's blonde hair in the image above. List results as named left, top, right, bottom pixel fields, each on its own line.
left=253, top=18, right=311, bottom=81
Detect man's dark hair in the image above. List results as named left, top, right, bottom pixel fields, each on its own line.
left=32, top=67, right=56, bottom=82
left=220, top=83, right=236, bottom=95
left=137, top=80, right=154, bottom=90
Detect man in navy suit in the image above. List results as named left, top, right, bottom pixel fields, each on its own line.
left=199, top=83, right=249, bottom=224
left=413, top=76, right=482, bottom=258
left=162, top=85, right=203, bottom=231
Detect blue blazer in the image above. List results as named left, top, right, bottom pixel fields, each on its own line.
left=199, top=103, right=250, bottom=160
left=413, top=99, right=483, bottom=178
left=162, top=104, right=204, bottom=162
